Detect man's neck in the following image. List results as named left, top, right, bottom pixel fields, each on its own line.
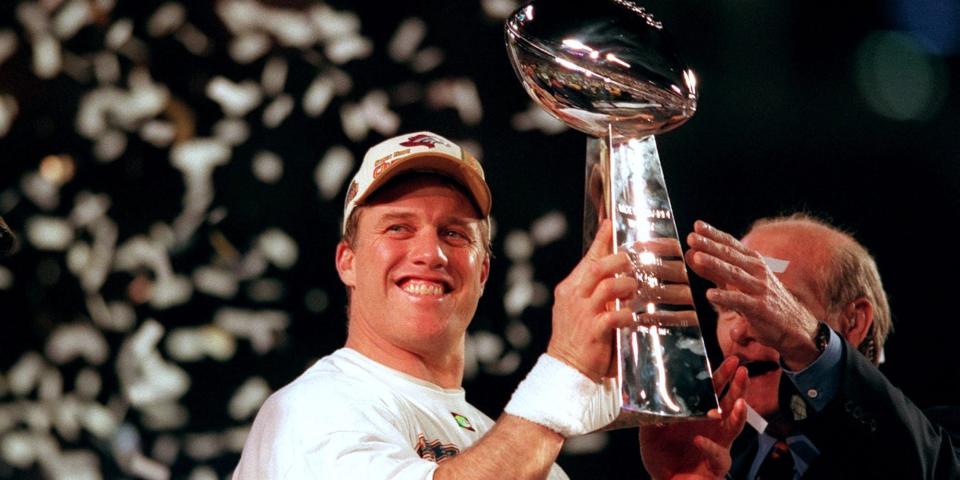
left=345, top=334, right=465, bottom=389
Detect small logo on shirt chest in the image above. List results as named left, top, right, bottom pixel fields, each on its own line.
left=451, top=412, right=475, bottom=432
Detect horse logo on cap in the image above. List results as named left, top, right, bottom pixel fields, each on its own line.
left=399, top=133, right=450, bottom=149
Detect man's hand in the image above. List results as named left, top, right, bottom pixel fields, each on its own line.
left=548, top=221, right=639, bottom=381
left=684, top=221, right=820, bottom=370
left=639, top=357, right=749, bottom=480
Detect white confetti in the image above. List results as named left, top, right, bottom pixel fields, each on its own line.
left=8, top=352, right=45, bottom=397
left=229, top=31, right=271, bottom=64
left=175, top=23, right=210, bottom=55
left=214, top=307, right=289, bottom=355
left=53, top=0, right=92, bottom=40
left=38, top=367, right=63, bottom=400
left=125, top=451, right=170, bottom=480
left=140, top=120, right=177, bottom=147
left=150, top=274, right=193, bottom=309
left=427, top=79, right=482, bottom=125
left=45, top=322, right=110, bottom=365
left=165, top=325, right=236, bottom=362
left=265, top=10, right=316, bottom=48
left=75, top=368, right=102, bottom=399
left=1, top=431, right=39, bottom=468
left=314, top=145, right=353, bottom=201
left=472, top=331, right=504, bottom=363
left=0, top=265, right=13, bottom=290
left=302, top=75, right=335, bottom=117
left=252, top=150, right=283, bottom=184
left=70, top=191, right=111, bottom=227
left=262, top=94, right=294, bottom=128
left=16, top=2, right=49, bottom=36
left=247, top=278, right=284, bottom=303
left=116, top=319, right=191, bottom=406
left=26, top=216, right=74, bottom=251
left=512, top=102, right=568, bottom=134
left=531, top=211, right=568, bottom=245
left=193, top=265, right=238, bottom=299
left=106, top=18, right=134, bottom=50
left=257, top=229, right=298, bottom=269
left=93, top=51, right=121, bottom=84
left=228, top=377, right=271, bottom=421
left=0, top=30, right=18, bottom=68
left=206, top=76, right=262, bottom=117
left=411, top=47, right=444, bottom=73
left=504, top=230, right=534, bottom=261
left=215, top=0, right=260, bottom=35
left=486, top=351, right=521, bottom=375
left=147, top=2, right=186, bottom=37
left=53, top=395, right=83, bottom=441
left=94, top=129, right=127, bottom=162
left=0, top=94, right=17, bottom=137
left=340, top=102, right=366, bottom=141
left=151, top=434, right=179, bottom=465
left=170, top=139, right=231, bottom=243
left=504, top=280, right=534, bottom=316
left=212, top=118, right=249, bottom=145
left=21, top=171, right=59, bottom=210
left=86, top=295, right=136, bottom=332
left=389, top=18, right=427, bottom=62
left=481, top=0, right=521, bottom=20
left=42, top=448, right=101, bottom=480
left=563, top=431, right=609, bottom=455
left=33, top=34, right=63, bottom=79
left=308, top=4, right=361, bottom=40
left=325, top=35, right=373, bottom=64
left=223, top=426, right=249, bottom=453
left=190, top=465, right=218, bottom=480
left=261, top=56, right=288, bottom=96
left=80, top=402, right=118, bottom=439
left=505, top=319, right=531, bottom=349
left=141, top=402, right=188, bottom=430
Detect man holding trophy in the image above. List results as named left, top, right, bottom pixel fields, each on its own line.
left=233, top=130, right=746, bottom=480
left=503, top=1, right=959, bottom=479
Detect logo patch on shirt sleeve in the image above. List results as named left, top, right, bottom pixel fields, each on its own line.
left=415, top=433, right=461, bottom=463
left=451, top=412, right=475, bottom=432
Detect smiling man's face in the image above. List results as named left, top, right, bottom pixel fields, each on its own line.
left=336, top=175, right=489, bottom=360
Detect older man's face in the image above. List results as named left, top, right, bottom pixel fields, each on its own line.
left=336, top=176, right=489, bottom=357
left=714, top=223, right=832, bottom=417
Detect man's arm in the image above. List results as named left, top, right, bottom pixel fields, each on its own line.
left=437, top=220, right=640, bottom=479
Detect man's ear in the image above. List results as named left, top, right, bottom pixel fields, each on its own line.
left=479, top=254, right=490, bottom=293
left=840, top=296, right=874, bottom=346
left=335, top=241, right=357, bottom=288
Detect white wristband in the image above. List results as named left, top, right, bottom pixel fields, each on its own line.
left=504, top=354, right=621, bottom=438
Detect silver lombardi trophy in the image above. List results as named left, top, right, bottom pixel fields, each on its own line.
left=506, top=1, right=718, bottom=423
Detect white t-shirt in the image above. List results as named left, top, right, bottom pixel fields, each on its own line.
left=233, top=348, right=569, bottom=479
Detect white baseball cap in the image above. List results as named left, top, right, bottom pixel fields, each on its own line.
left=342, top=131, right=492, bottom=232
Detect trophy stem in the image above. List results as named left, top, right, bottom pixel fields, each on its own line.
left=585, top=131, right=718, bottom=423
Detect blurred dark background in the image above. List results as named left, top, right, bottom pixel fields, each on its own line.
left=1, top=0, right=958, bottom=478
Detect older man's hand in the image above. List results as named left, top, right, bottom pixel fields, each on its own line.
left=684, top=220, right=821, bottom=370
left=640, top=356, right=748, bottom=480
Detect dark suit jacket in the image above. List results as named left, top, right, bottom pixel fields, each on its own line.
left=729, top=341, right=960, bottom=479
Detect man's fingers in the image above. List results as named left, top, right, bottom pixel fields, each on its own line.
left=687, top=251, right=763, bottom=294
left=693, top=435, right=732, bottom=475
left=719, top=366, right=748, bottom=414
left=706, top=288, right=757, bottom=318
left=584, top=220, right=614, bottom=260
left=711, top=356, right=740, bottom=393
left=687, top=231, right=762, bottom=276
left=693, top=220, right=756, bottom=258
